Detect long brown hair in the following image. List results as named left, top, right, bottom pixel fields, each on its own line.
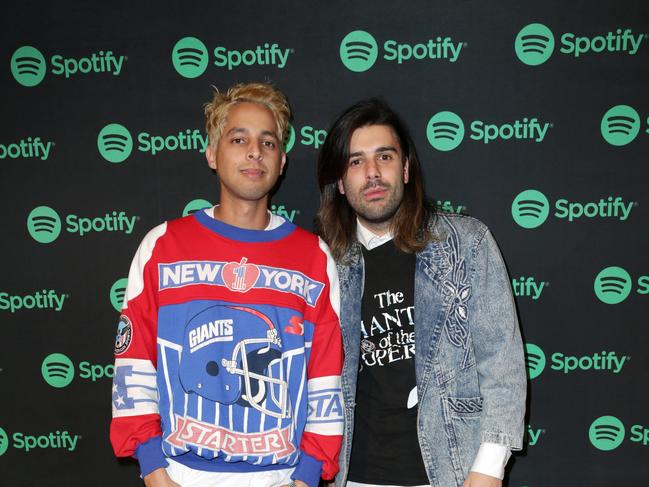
left=316, top=99, right=435, bottom=261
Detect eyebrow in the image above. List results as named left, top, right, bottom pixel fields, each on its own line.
left=225, top=127, right=279, bottom=140
left=348, top=146, right=399, bottom=158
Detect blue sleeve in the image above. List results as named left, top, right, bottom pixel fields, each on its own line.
left=291, top=450, right=324, bottom=487
left=135, top=435, right=168, bottom=478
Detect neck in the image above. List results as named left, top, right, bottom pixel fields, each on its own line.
left=213, top=197, right=270, bottom=230
left=358, top=217, right=392, bottom=236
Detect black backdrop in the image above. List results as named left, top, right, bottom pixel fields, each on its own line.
left=1, top=1, right=648, bottom=485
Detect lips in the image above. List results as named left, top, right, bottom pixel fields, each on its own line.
left=363, top=183, right=389, bottom=200
left=364, top=189, right=387, bottom=200
left=241, top=168, right=264, bottom=178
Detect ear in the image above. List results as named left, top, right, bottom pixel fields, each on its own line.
left=337, top=179, right=345, bottom=195
left=206, top=146, right=217, bottom=170
left=403, top=158, right=409, bottom=184
left=279, top=152, right=287, bottom=175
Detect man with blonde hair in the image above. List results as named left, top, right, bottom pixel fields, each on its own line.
left=111, top=82, right=344, bottom=487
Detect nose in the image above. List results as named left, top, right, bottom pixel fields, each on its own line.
left=247, top=140, right=263, bottom=161
left=365, top=159, right=381, bottom=179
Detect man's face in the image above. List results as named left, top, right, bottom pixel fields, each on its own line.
left=206, top=102, right=286, bottom=205
left=337, top=124, right=409, bottom=231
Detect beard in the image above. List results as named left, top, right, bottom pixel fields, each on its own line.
left=345, top=179, right=404, bottom=224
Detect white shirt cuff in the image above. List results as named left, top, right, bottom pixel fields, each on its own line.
left=469, top=442, right=511, bottom=480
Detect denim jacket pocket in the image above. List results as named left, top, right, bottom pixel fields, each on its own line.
left=443, top=396, right=483, bottom=484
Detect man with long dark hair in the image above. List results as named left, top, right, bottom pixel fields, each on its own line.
left=316, top=99, right=526, bottom=487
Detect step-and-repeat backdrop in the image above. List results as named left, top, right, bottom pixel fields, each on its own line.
left=1, top=1, right=647, bottom=485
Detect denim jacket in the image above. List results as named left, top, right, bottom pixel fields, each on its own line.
left=335, top=214, right=526, bottom=487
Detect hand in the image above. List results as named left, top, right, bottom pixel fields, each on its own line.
left=461, top=471, right=501, bottom=487
left=279, top=480, right=309, bottom=487
left=143, top=467, right=181, bottom=487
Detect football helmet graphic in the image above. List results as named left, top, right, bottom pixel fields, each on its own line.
left=179, top=304, right=290, bottom=419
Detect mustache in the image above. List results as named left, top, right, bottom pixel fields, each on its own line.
left=362, top=180, right=389, bottom=192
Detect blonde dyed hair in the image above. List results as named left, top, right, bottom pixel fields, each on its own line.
left=204, top=82, right=291, bottom=149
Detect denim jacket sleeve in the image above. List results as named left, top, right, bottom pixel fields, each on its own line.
left=468, top=228, right=526, bottom=450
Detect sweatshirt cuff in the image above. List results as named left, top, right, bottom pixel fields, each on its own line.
left=469, top=442, right=511, bottom=480
left=135, top=436, right=168, bottom=478
left=292, top=451, right=323, bottom=487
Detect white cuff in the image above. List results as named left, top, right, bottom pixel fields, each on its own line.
left=469, top=442, right=511, bottom=480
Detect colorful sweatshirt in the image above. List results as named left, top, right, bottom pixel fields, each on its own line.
left=110, top=211, right=344, bottom=487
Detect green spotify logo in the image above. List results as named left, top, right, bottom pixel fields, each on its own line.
left=0, top=427, right=8, bottom=456
left=589, top=416, right=625, bottom=451
left=512, top=190, right=550, bottom=229
left=110, top=278, right=128, bottom=312
left=98, top=123, right=133, bottom=163
left=41, top=353, right=75, bottom=388
left=525, top=343, right=546, bottom=379
left=426, top=111, right=465, bottom=151
left=600, top=105, right=640, bottom=146
left=284, top=124, right=296, bottom=153
left=515, top=23, right=555, bottom=66
left=172, top=37, right=209, bottom=78
left=594, top=267, right=632, bottom=304
left=183, top=199, right=212, bottom=217
left=11, top=46, right=46, bottom=87
left=27, top=206, right=62, bottom=243
left=340, top=31, right=378, bottom=72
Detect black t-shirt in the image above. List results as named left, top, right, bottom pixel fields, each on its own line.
left=347, top=240, right=428, bottom=485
